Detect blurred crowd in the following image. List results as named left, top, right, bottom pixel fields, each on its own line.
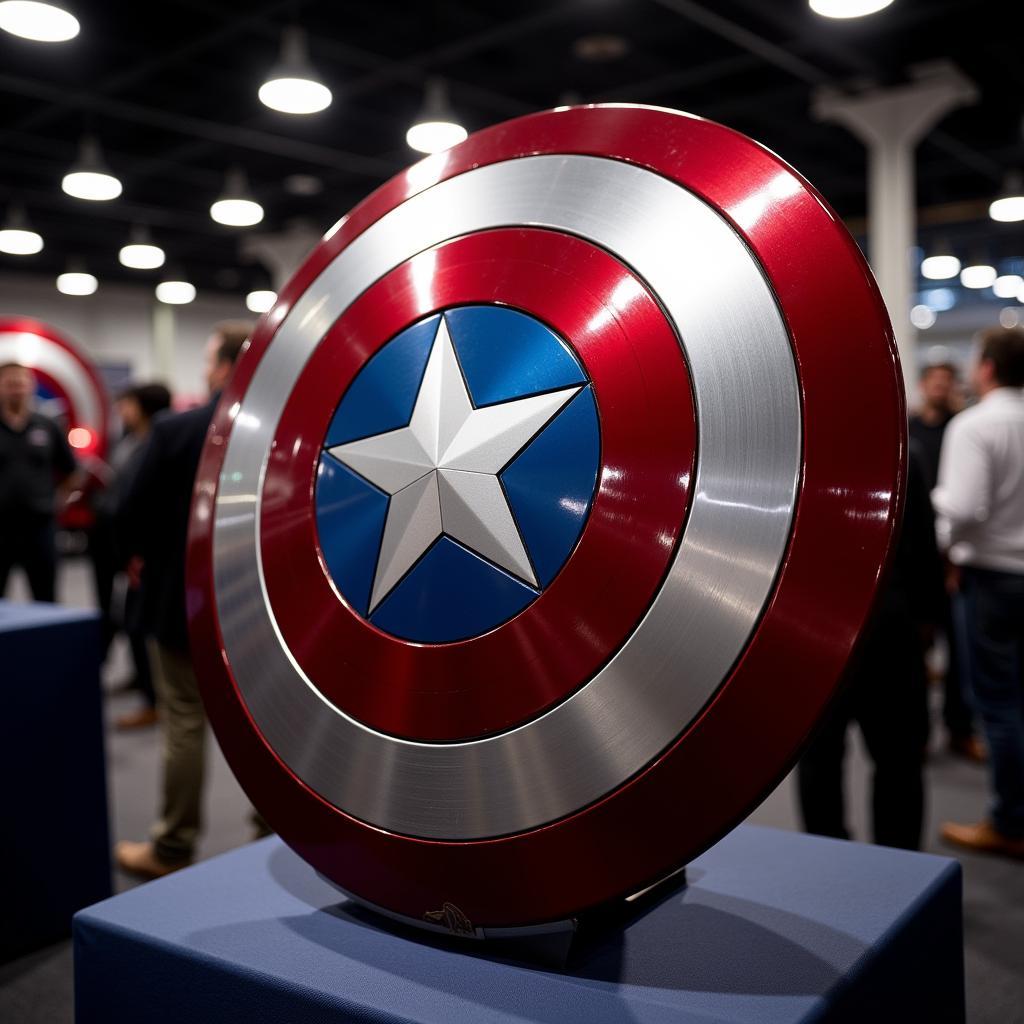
left=1, top=319, right=258, bottom=878
left=1, top=320, right=1023, bottom=875
left=798, top=325, right=1024, bottom=860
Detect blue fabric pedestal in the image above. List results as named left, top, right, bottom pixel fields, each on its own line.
left=1, top=600, right=111, bottom=962
left=74, top=825, right=963, bottom=1023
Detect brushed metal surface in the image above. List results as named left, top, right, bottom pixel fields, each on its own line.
left=0, top=331, right=103, bottom=434
left=211, top=153, right=801, bottom=840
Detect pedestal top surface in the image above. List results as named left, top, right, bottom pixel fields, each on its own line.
left=75, top=825, right=961, bottom=1024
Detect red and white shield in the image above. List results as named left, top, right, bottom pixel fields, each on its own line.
left=188, top=105, right=905, bottom=932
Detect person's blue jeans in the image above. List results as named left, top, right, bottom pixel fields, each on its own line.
left=956, top=566, right=1024, bottom=838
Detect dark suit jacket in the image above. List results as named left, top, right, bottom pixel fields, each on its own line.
left=119, top=396, right=218, bottom=652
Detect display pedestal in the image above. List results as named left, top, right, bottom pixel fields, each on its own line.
left=74, top=825, right=964, bottom=1023
left=1, top=599, right=110, bottom=962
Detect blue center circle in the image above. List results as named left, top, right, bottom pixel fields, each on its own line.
left=315, top=306, right=601, bottom=644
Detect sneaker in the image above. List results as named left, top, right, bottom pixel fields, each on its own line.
left=114, top=840, right=191, bottom=879
left=940, top=821, right=1024, bottom=859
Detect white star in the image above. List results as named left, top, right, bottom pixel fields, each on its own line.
left=327, top=315, right=581, bottom=614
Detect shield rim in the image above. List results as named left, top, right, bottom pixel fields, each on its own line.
left=187, top=104, right=905, bottom=927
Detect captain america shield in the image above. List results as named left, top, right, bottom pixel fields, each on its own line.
left=188, top=104, right=905, bottom=932
left=0, top=317, right=108, bottom=458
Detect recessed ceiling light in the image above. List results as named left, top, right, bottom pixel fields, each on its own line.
left=0, top=205, right=43, bottom=254
left=258, top=27, right=332, bottom=115
left=808, top=0, right=895, bottom=18
left=990, top=174, right=1024, bottom=223
left=0, top=1, right=79, bottom=42
left=246, top=289, right=276, bottom=314
left=406, top=79, right=467, bottom=155
left=960, top=264, right=996, bottom=289
left=156, top=279, right=196, bottom=305
left=993, top=274, right=1024, bottom=299
left=119, top=225, right=165, bottom=269
left=56, top=269, right=97, bottom=295
left=921, top=254, right=960, bottom=280
left=211, top=168, right=264, bottom=227
left=62, top=136, right=122, bottom=201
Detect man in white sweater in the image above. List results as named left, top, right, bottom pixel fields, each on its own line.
left=933, top=326, right=1024, bottom=858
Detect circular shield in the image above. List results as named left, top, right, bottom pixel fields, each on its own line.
left=188, top=105, right=905, bottom=931
left=0, top=317, right=109, bottom=458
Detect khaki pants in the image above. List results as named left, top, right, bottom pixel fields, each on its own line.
left=148, top=640, right=206, bottom=863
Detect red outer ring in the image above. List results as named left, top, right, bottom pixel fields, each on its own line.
left=0, top=317, right=110, bottom=458
left=188, top=105, right=905, bottom=927
left=260, top=228, right=695, bottom=741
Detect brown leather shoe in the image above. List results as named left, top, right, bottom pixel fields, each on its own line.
left=115, top=706, right=159, bottom=730
left=947, top=734, right=987, bottom=763
left=114, top=840, right=191, bottom=879
left=940, top=821, right=1024, bottom=859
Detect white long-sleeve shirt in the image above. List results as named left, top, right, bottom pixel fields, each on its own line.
left=932, top=387, right=1024, bottom=574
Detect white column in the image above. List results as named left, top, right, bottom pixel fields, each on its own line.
left=152, top=301, right=175, bottom=383
left=814, top=63, right=977, bottom=390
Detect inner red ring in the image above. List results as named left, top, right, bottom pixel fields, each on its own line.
left=260, top=228, right=696, bottom=742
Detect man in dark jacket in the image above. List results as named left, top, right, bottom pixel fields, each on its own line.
left=0, top=362, right=76, bottom=601
left=115, top=321, right=250, bottom=878
left=798, top=445, right=943, bottom=850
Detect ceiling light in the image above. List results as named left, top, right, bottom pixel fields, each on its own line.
left=0, top=1, right=78, bottom=42
left=406, top=79, right=467, bottom=155
left=1000, top=308, right=1021, bottom=328
left=910, top=304, right=936, bottom=329
left=56, top=264, right=97, bottom=295
left=960, top=264, right=996, bottom=289
left=156, top=278, right=196, bottom=305
left=246, top=289, right=276, bottom=314
left=921, top=254, right=960, bottom=280
left=119, top=225, right=165, bottom=269
left=808, top=0, right=895, bottom=17
left=0, top=204, right=43, bottom=254
left=990, top=173, right=1024, bottom=223
left=62, top=136, right=122, bottom=201
left=993, top=274, right=1024, bottom=299
left=210, top=168, right=264, bottom=226
left=258, top=26, right=331, bottom=115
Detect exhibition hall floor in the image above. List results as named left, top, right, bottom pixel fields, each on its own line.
left=2, top=560, right=1022, bottom=1023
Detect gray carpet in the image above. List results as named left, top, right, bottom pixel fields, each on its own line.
left=2, top=559, right=1022, bottom=1022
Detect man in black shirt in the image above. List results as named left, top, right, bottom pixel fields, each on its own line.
left=0, top=362, right=76, bottom=602
left=798, top=446, right=942, bottom=850
left=908, top=361, right=959, bottom=491
left=908, top=360, right=982, bottom=761
left=114, top=322, right=252, bottom=878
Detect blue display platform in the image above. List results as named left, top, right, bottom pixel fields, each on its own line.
left=74, top=824, right=964, bottom=1023
left=1, top=599, right=111, bottom=962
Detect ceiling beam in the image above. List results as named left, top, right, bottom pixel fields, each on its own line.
left=714, top=0, right=1002, bottom=183
left=0, top=73, right=398, bottom=178
left=0, top=0, right=303, bottom=146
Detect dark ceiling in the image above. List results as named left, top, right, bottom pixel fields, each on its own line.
left=0, top=0, right=1021, bottom=296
